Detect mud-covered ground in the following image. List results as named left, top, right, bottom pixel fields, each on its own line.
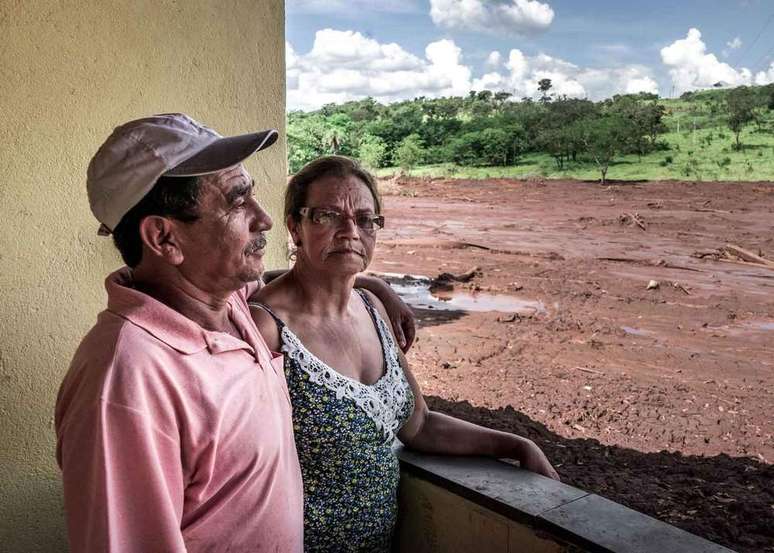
left=371, top=177, right=774, bottom=553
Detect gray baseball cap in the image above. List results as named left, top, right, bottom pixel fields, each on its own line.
left=87, top=113, right=278, bottom=235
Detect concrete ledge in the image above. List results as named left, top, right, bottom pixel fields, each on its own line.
left=396, top=446, right=735, bottom=553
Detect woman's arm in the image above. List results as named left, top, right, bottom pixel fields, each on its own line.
left=248, top=301, right=282, bottom=353
left=396, top=353, right=560, bottom=480
left=361, top=289, right=559, bottom=481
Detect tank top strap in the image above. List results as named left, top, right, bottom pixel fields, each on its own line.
left=247, top=301, right=286, bottom=335
left=354, top=289, right=384, bottom=337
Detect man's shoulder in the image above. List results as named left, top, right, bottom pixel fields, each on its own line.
left=65, top=310, right=186, bottom=400
left=75, top=309, right=171, bottom=360
left=57, top=310, right=188, bottom=433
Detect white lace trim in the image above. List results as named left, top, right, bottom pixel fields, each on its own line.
left=279, top=310, right=413, bottom=443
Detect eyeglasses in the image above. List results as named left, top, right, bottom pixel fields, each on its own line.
left=299, top=207, right=385, bottom=232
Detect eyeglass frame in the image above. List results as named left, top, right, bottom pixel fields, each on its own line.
left=298, top=206, right=385, bottom=232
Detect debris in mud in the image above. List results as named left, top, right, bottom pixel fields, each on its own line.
left=672, top=282, right=691, bottom=295
left=571, top=366, right=604, bottom=375
left=647, top=280, right=660, bottom=290
left=497, top=314, right=520, bottom=323
left=692, top=244, right=774, bottom=270
left=432, top=266, right=481, bottom=286
left=619, top=211, right=647, bottom=231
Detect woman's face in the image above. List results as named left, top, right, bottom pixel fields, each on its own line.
left=290, top=174, right=378, bottom=276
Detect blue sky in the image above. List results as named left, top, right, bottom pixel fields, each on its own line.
left=285, top=0, right=774, bottom=110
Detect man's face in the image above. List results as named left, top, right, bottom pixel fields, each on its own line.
left=175, top=165, right=272, bottom=295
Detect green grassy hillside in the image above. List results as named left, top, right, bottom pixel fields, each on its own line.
left=290, top=86, right=774, bottom=182
left=377, top=95, right=774, bottom=181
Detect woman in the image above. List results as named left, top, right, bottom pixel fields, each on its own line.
left=250, top=156, right=558, bottom=552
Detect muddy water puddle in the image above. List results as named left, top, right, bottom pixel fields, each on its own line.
left=708, top=320, right=774, bottom=336
left=374, top=272, right=547, bottom=314
left=621, top=326, right=657, bottom=337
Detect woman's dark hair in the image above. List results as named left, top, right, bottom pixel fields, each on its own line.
left=285, top=156, right=382, bottom=223
left=112, top=175, right=201, bottom=268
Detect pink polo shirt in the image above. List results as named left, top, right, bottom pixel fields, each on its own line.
left=55, top=268, right=303, bottom=553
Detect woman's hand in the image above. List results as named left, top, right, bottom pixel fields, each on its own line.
left=517, top=439, right=561, bottom=481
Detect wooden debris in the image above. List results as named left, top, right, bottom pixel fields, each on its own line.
left=497, top=314, right=519, bottom=323
left=692, top=208, right=730, bottom=214
left=433, top=266, right=482, bottom=285
left=619, top=212, right=647, bottom=231
left=672, top=282, right=691, bottom=295
left=693, top=244, right=774, bottom=271
left=722, top=245, right=774, bottom=268
left=571, top=366, right=604, bottom=375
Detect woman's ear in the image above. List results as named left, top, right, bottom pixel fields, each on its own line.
left=287, top=214, right=302, bottom=247
left=138, top=216, right=185, bottom=265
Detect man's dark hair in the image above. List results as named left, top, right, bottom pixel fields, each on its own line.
left=112, top=175, right=201, bottom=268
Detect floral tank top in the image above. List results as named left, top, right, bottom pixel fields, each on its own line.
left=252, top=289, right=415, bottom=552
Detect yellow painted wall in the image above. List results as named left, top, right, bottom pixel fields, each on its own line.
left=397, top=473, right=571, bottom=553
left=0, top=1, right=287, bottom=550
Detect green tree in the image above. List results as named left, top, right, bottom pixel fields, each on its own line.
left=538, top=78, right=553, bottom=103
left=357, top=134, right=388, bottom=169
left=287, top=112, right=329, bottom=173
left=726, top=86, right=756, bottom=150
left=395, top=134, right=425, bottom=173
left=537, top=97, right=597, bottom=167
left=580, top=114, right=629, bottom=184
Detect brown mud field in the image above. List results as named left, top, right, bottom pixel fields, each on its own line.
left=371, top=177, right=774, bottom=553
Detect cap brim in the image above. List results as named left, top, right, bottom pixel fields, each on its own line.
left=165, top=129, right=279, bottom=177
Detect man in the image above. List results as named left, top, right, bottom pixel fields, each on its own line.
left=55, top=114, right=413, bottom=552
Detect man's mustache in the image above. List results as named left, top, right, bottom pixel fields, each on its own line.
left=245, top=235, right=267, bottom=253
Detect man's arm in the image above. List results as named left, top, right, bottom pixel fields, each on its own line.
left=59, top=400, right=186, bottom=552
left=354, top=273, right=416, bottom=352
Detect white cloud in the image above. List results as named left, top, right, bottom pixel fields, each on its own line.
left=287, top=31, right=471, bottom=110
left=307, top=29, right=424, bottom=72
left=660, top=28, right=763, bottom=93
left=722, top=36, right=743, bottom=58
left=286, top=29, right=662, bottom=111
left=472, top=49, right=659, bottom=100
left=429, top=0, right=554, bottom=35
left=755, top=62, right=774, bottom=85
left=286, top=41, right=300, bottom=90
left=485, top=51, right=502, bottom=68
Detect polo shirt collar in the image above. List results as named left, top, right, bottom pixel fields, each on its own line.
left=105, top=268, right=253, bottom=356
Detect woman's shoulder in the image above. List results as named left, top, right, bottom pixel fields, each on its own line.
left=249, top=283, right=290, bottom=352
left=357, top=288, right=392, bottom=327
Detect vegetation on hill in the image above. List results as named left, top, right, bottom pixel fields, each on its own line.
left=287, top=83, right=774, bottom=182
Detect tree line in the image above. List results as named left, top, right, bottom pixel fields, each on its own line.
left=288, top=82, right=774, bottom=183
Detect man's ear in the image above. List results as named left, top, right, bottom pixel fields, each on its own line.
left=138, top=216, right=184, bottom=265
left=287, top=214, right=302, bottom=247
